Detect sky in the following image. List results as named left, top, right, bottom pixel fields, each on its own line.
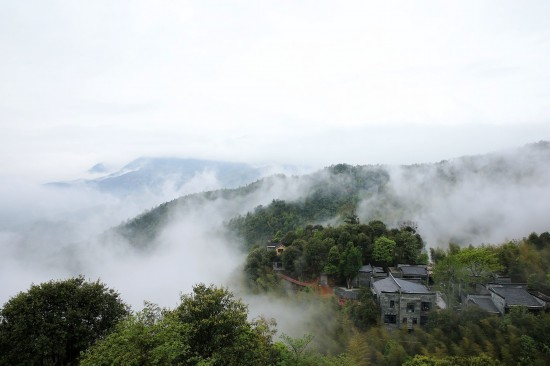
left=1, top=0, right=550, bottom=182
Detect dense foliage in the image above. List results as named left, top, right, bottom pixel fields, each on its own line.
left=117, top=164, right=391, bottom=249
left=0, top=276, right=128, bottom=366
left=227, top=165, right=390, bottom=250
left=244, top=222, right=426, bottom=290
left=81, top=284, right=279, bottom=366
left=346, top=306, right=550, bottom=366
left=431, top=231, right=550, bottom=303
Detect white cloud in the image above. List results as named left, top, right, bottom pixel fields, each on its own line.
left=1, top=1, right=550, bottom=180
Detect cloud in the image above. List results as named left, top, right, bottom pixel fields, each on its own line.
left=1, top=1, right=550, bottom=180
left=357, top=144, right=550, bottom=247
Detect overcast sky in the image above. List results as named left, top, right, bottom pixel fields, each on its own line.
left=1, top=0, right=550, bottom=182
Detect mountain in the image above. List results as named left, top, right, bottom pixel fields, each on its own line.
left=116, top=142, right=550, bottom=250
left=48, top=157, right=279, bottom=196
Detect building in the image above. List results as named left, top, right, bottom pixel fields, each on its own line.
left=266, top=242, right=286, bottom=256
left=372, top=274, right=436, bottom=329
left=397, top=264, right=429, bottom=281
left=354, top=263, right=387, bottom=287
left=466, top=283, right=546, bottom=315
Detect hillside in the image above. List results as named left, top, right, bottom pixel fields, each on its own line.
left=115, top=141, right=550, bottom=250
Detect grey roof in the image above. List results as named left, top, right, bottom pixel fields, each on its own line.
left=373, top=266, right=385, bottom=274
left=490, top=285, right=545, bottom=308
left=467, top=295, right=500, bottom=314
left=399, top=265, right=428, bottom=277
left=372, top=276, right=432, bottom=294
left=359, top=264, right=373, bottom=273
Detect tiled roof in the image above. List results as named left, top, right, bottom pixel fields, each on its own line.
left=490, top=285, right=545, bottom=308
left=359, top=264, right=373, bottom=273
left=467, top=295, right=500, bottom=313
left=372, top=276, right=432, bottom=294
left=399, top=265, right=428, bottom=277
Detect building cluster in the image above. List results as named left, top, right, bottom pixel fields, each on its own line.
left=339, top=264, right=548, bottom=330
left=267, top=242, right=548, bottom=330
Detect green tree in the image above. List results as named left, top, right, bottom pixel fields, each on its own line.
left=277, top=333, right=320, bottom=366
left=373, top=236, right=396, bottom=267
left=323, top=245, right=341, bottom=275
left=340, top=242, right=363, bottom=289
left=0, top=276, right=128, bottom=366
left=80, top=302, right=190, bottom=366
left=455, top=246, right=503, bottom=282
left=175, top=283, right=275, bottom=365
left=81, top=286, right=279, bottom=366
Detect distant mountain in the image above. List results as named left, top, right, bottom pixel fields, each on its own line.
left=48, top=157, right=279, bottom=196
left=115, top=141, right=550, bottom=250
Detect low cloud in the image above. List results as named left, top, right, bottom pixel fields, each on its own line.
left=357, top=144, right=550, bottom=247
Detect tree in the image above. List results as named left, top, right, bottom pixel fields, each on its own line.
left=340, top=242, right=363, bottom=289
left=82, top=284, right=278, bottom=366
left=276, top=333, right=320, bottom=366
left=373, top=236, right=396, bottom=267
left=0, top=276, right=128, bottom=366
left=455, top=246, right=503, bottom=282
left=433, top=245, right=503, bottom=305
left=80, top=302, right=190, bottom=366
left=323, top=245, right=341, bottom=276
left=175, top=283, right=275, bottom=365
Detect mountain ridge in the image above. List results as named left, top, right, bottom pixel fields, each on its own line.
left=114, top=141, right=550, bottom=249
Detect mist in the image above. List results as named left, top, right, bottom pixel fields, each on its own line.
left=357, top=143, right=550, bottom=247
left=2, top=144, right=550, bottom=347
left=0, top=165, right=344, bottom=346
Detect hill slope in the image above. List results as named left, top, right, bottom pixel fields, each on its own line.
left=116, top=141, right=550, bottom=249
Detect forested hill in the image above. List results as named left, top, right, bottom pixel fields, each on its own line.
left=115, top=141, right=550, bottom=249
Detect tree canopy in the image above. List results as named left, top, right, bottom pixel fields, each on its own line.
left=0, top=276, right=128, bottom=366
left=82, top=283, right=277, bottom=366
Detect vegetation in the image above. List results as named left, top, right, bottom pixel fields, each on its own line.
left=5, top=144, right=550, bottom=365
left=244, top=221, right=426, bottom=291
left=81, top=284, right=278, bottom=366
left=116, top=165, right=391, bottom=249
left=0, top=276, right=128, bottom=366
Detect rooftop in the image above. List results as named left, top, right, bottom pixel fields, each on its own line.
left=398, top=265, right=428, bottom=277
left=489, top=284, right=545, bottom=308
left=467, top=295, right=500, bottom=314
left=372, top=275, right=432, bottom=294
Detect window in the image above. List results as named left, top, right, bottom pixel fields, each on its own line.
left=412, top=318, right=418, bottom=325
left=390, top=300, right=395, bottom=308
left=420, top=316, right=428, bottom=325
left=384, top=314, right=397, bottom=324
left=421, top=302, right=432, bottom=311
left=402, top=317, right=407, bottom=325
left=407, top=303, right=415, bottom=313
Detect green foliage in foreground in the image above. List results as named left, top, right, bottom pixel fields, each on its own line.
left=0, top=276, right=128, bottom=366
left=2, top=276, right=550, bottom=366
left=82, top=284, right=278, bottom=366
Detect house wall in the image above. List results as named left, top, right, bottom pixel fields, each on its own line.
left=354, top=272, right=372, bottom=287
left=490, top=292, right=506, bottom=314
left=379, top=292, right=436, bottom=328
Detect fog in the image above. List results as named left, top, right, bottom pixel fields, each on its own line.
left=0, top=166, right=343, bottom=343
left=358, top=143, right=550, bottom=247
left=2, top=145, right=550, bottom=343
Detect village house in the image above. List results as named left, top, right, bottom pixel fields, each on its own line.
left=371, top=274, right=436, bottom=329
left=266, top=242, right=286, bottom=256
left=354, top=263, right=387, bottom=287
left=394, top=264, right=429, bottom=281
left=466, top=283, right=546, bottom=315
